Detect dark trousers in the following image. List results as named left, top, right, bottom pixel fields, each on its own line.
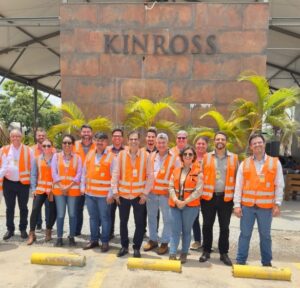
left=36, top=198, right=50, bottom=227
left=192, top=212, right=201, bottom=242
left=119, top=197, right=146, bottom=250
left=30, top=194, right=57, bottom=231
left=201, top=194, right=233, bottom=254
left=110, top=200, right=118, bottom=236
left=3, top=178, right=30, bottom=232
left=76, top=195, right=85, bottom=235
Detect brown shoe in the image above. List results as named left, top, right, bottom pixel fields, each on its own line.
left=157, top=243, right=168, bottom=255
left=45, top=229, right=52, bottom=242
left=101, top=243, right=109, bottom=253
left=27, top=231, right=36, bottom=245
left=169, top=254, right=177, bottom=260
left=180, top=253, right=187, bottom=264
left=143, top=240, right=158, bottom=251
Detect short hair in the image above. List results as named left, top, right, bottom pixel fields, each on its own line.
left=177, top=130, right=188, bottom=137
left=214, top=131, right=227, bottom=140
left=62, top=134, right=75, bottom=144
left=128, top=130, right=140, bottom=139
left=179, top=145, right=197, bottom=163
left=248, top=133, right=265, bottom=145
left=94, top=132, right=108, bottom=140
left=10, top=128, right=22, bottom=136
left=80, top=124, right=92, bottom=131
left=112, top=128, right=124, bottom=136
left=36, top=127, right=46, bottom=134
left=146, top=127, right=157, bottom=136
left=194, top=136, right=209, bottom=144
left=156, top=132, right=169, bottom=142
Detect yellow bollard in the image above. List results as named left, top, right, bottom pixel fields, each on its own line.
left=31, top=253, right=86, bottom=267
left=233, top=264, right=291, bottom=281
left=127, top=258, right=181, bottom=273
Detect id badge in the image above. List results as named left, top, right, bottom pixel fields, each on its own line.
left=133, top=169, right=138, bottom=177
left=95, top=165, right=100, bottom=172
left=100, top=172, right=105, bottom=177
left=259, top=174, right=265, bottom=183
left=160, top=168, right=165, bottom=174
left=216, top=170, right=221, bottom=180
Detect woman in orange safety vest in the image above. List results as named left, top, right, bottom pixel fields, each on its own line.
left=27, top=139, right=56, bottom=245
left=169, top=146, right=203, bottom=264
left=51, top=135, right=82, bottom=247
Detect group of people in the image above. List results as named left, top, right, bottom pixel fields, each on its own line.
left=0, top=125, right=284, bottom=267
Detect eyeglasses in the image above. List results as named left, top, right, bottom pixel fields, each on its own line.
left=177, top=137, right=186, bottom=140
left=62, top=141, right=72, bottom=145
left=42, top=144, right=52, bottom=148
left=183, top=152, right=193, bottom=157
left=129, top=138, right=139, bottom=141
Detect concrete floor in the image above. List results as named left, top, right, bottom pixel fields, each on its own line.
left=0, top=196, right=299, bottom=288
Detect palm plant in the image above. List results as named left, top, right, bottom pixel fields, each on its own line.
left=124, top=96, right=180, bottom=138
left=231, top=73, right=300, bottom=142
left=47, top=102, right=113, bottom=141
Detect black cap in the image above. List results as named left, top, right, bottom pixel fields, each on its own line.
left=94, top=132, right=108, bottom=140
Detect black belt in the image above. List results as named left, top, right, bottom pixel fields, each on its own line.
left=214, top=192, right=224, bottom=196
left=4, top=177, right=21, bottom=184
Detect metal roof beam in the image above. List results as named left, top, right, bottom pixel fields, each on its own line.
left=0, top=66, right=60, bottom=97
left=269, top=26, right=300, bottom=40
left=0, top=13, right=60, bottom=58
left=267, top=62, right=300, bottom=77
left=0, top=31, right=59, bottom=56
left=30, top=70, right=60, bottom=81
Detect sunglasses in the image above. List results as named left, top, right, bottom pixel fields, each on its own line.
left=62, top=141, right=72, bottom=145
left=183, top=152, right=193, bottom=157
left=177, top=137, right=186, bottom=140
left=42, top=144, right=52, bottom=148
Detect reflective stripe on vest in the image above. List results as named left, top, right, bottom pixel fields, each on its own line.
left=118, top=149, right=147, bottom=197
left=241, top=156, right=277, bottom=209
left=152, top=152, right=176, bottom=195
left=202, top=152, right=237, bottom=202
left=85, top=150, right=113, bottom=196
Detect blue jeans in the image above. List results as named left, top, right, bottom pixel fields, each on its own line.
left=169, top=206, right=199, bottom=254
left=86, top=195, right=111, bottom=243
left=147, top=193, right=171, bottom=243
left=236, top=206, right=273, bottom=265
left=54, top=195, right=78, bottom=238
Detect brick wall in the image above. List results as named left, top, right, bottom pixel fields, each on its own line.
left=60, top=3, right=269, bottom=127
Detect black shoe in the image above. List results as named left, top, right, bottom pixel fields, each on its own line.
left=20, top=230, right=28, bottom=239
left=83, top=241, right=99, bottom=250
left=75, top=232, right=81, bottom=237
left=220, top=253, right=232, bottom=266
left=55, top=238, right=63, bottom=247
left=109, top=234, right=115, bottom=240
left=68, top=236, right=76, bottom=247
left=133, top=249, right=141, bottom=258
left=199, top=252, right=210, bottom=262
left=117, top=247, right=128, bottom=257
left=263, top=263, right=272, bottom=267
left=3, top=231, right=14, bottom=240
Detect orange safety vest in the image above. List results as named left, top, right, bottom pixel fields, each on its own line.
left=85, top=150, right=113, bottom=196
left=169, top=166, right=201, bottom=207
left=1, top=144, right=31, bottom=185
left=52, top=153, right=80, bottom=196
left=241, top=156, right=278, bottom=209
left=118, top=149, right=148, bottom=198
left=35, top=155, right=53, bottom=195
left=151, top=152, right=176, bottom=196
left=170, top=146, right=181, bottom=157
left=32, top=144, right=56, bottom=157
left=73, top=140, right=96, bottom=163
left=202, top=151, right=238, bottom=202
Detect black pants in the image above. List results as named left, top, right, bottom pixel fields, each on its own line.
left=36, top=199, right=50, bottom=227
left=76, top=195, right=85, bottom=235
left=201, top=194, right=233, bottom=254
left=119, top=197, right=146, bottom=250
left=29, top=194, right=57, bottom=231
left=192, top=212, right=201, bottom=242
left=3, top=178, right=30, bottom=232
left=110, top=200, right=118, bottom=236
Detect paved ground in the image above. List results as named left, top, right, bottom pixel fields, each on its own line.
left=0, top=195, right=299, bottom=288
